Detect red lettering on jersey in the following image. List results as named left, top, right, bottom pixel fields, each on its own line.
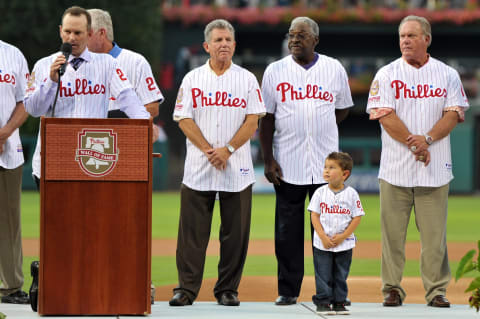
left=59, top=79, right=106, bottom=97
left=319, top=202, right=351, bottom=215
left=276, top=82, right=333, bottom=103
left=191, top=88, right=247, bottom=109
left=391, top=80, right=447, bottom=100
left=116, top=68, right=127, bottom=81
left=146, top=77, right=156, bottom=91
left=0, top=72, right=16, bottom=85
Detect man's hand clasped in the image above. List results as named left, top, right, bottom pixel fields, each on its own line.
left=206, top=147, right=230, bottom=170
left=406, top=134, right=431, bottom=166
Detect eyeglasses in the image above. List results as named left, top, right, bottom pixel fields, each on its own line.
left=286, top=32, right=310, bottom=40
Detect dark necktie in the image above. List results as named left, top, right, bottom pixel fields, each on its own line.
left=71, top=57, right=84, bottom=71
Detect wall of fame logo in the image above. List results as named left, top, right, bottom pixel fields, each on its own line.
left=75, top=129, right=119, bottom=177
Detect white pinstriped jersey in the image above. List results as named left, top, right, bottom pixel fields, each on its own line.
left=262, top=54, right=353, bottom=185
left=0, top=40, right=29, bottom=169
left=109, top=48, right=163, bottom=110
left=26, top=48, right=146, bottom=178
left=173, top=61, right=266, bottom=192
left=366, top=57, right=470, bottom=187
left=308, top=185, right=365, bottom=252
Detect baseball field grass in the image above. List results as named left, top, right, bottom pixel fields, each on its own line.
left=18, top=191, right=480, bottom=288
left=20, top=191, right=480, bottom=240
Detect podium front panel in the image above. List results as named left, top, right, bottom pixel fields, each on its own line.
left=39, top=118, right=152, bottom=315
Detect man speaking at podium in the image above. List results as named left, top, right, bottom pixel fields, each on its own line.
left=24, top=6, right=155, bottom=184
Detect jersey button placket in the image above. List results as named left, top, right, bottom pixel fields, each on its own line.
left=306, top=99, right=314, bottom=181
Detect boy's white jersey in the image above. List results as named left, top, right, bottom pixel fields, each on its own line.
left=308, top=185, right=365, bottom=252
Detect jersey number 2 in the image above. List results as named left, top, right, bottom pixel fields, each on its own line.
left=116, top=69, right=127, bottom=81
left=146, top=77, right=156, bottom=91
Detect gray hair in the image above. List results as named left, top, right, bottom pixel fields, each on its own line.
left=289, top=17, right=319, bottom=37
left=88, top=8, right=114, bottom=42
left=204, top=19, right=235, bottom=43
left=399, top=15, right=432, bottom=46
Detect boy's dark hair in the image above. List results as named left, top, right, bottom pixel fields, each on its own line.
left=326, top=151, right=353, bottom=173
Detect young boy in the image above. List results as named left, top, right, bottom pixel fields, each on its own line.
left=308, top=152, right=364, bottom=315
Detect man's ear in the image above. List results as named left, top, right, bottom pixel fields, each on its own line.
left=202, top=41, right=209, bottom=54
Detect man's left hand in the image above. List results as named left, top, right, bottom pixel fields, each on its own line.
left=206, top=147, right=230, bottom=170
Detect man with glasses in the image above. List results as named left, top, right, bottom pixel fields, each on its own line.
left=259, top=16, right=353, bottom=306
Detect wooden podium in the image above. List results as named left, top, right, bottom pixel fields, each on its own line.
left=38, top=117, right=152, bottom=315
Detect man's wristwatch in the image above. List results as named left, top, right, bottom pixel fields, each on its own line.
left=425, top=135, right=433, bottom=145
left=226, top=143, right=235, bottom=154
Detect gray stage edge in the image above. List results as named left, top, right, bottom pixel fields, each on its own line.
left=0, top=302, right=475, bottom=319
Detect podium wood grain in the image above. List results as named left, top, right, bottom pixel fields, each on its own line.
left=39, top=118, right=152, bottom=315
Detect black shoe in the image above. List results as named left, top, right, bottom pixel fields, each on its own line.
left=29, top=261, right=39, bottom=311
left=218, top=292, right=240, bottom=306
left=275, top=295, right=297, bottom=305
left=316, top=303, right=335, bottom=315
left=332, top=302, right=350, bottom=315
left=1, top=290, right=29, bottom=304
left=169, top=292, right=192, bottom=306
left=332, top=297, right=351, bottom=306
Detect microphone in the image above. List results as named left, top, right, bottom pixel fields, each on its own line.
left=58, top=42, right=72, bottom=76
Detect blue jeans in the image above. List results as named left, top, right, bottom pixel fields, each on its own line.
left=312, top=247, right=352, bottom=305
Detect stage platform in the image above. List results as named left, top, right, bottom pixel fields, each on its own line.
left=1, top=301, right=475, bottom=319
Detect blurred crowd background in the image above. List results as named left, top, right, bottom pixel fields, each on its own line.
left=2, top=0, right=479, bottom=193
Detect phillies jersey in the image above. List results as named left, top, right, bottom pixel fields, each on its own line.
left=26, top=48, right=149, bottom=178
left=366, top=57, right=469, bottom=187
left=109, top=47, right=163, bottom=110
left=0, top=40, right=29, bottom=169
left=262, top=54, right=353, bottom=185
left=308, top=185, right=365, bottom=252
left=173, top=61, right=266, bottom=192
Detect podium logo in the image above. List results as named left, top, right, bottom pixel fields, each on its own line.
left=75, top=129, right=118, bottom=177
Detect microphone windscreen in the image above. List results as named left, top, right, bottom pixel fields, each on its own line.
left=60, top=42, right=72, bottom=55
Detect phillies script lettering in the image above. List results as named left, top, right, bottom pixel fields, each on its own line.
left=319, top=202, right=351, bottom=215
left=191, top=88, right=246, bottom=108
left=277, top=82, right=333, bottom=103
left=391, top=80, right=447, bottom=99
left=60, top=79, right=106, bottom=97
left=0, top=72, right=15, bottom=85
